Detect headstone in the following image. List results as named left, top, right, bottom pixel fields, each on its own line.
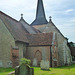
left=7, top=61, right=12, bottom=67
left=32, top=58, right=37, bottom=66
left=53, top=58, right=57, bottom=67
left=42, top=48, right=47, bottom=60
left=0, top=60, right=3, bottom=67
left=15, top=64, right=34, bottom=75
left=40, top=60, right=50, bottom=70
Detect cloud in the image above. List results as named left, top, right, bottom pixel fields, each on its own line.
left=57, top=23, right=75, bottom=42
left=65, top=9, right=74, bottom=13
left=71, top=19, right=75, bottom=22
left=0, top=0, right=36, bottom=9
left=0, top=0, right=21, bottom=8
left=70, top=17, right=75, bottom=22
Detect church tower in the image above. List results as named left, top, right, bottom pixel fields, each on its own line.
left=31, top=0, right=48, bottom=26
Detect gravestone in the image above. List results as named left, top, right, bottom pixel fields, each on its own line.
left=53, top=58, right=57, bottom=67
left=7, top=61, right=12, bottom=67
left=0, top=60, right=3, bottom=67
left=32, top=58, right=37, bottom=66
left=40, top=60, right=50, bottom=70
left=15, top=64, right=34, bottom=75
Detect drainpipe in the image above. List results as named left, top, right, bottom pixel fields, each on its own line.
left=50, top=45, right=52, bottom=67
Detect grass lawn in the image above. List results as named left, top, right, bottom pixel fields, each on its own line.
left=0, top=64, right=75, bottom=75
left=34, top=64, right=75, bottom=75
left=0, top=68, right=14, bottom=75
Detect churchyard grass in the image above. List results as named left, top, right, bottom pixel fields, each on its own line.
left=34, top=64, right=75, bottom=75
left=0, top=64, right=75, bottom=75
left=0, top=68, right=14, bottom=75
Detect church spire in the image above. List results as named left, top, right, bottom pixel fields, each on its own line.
left=36, top=0, right=45, bottom=19
left=31, top=0, right=48, bottom=26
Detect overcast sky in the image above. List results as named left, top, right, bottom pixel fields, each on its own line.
left=0, top=0, right=75, bottom=42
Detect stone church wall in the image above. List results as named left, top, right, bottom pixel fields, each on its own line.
left=26, top=46, right=50, bottom=66
left=51, top=45, right=59, bottom=67
left=0, top=19, right=15, bottom=67
left=57, top=33, right=71, bottom=66
left=33, top=24, right=46, bottom=30
left=0, top=18, right=28, bottom=67
left=33, top=22, right=71, bottom=66
left=15, top=42, right=27, bottom=60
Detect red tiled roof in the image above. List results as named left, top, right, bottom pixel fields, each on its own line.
left=26, top=33, right=53, bottom=46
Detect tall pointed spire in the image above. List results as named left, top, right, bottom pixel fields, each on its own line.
left=31, top=0, right=48, bottom=26
left=36, top=0, right=45, bottom=19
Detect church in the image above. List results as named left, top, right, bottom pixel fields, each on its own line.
left=0, top=0, right=72, bottom=68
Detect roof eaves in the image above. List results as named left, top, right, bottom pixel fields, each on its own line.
left=15, top=40, right=29, bottom=44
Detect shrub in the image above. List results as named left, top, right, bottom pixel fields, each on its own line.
left=20, top=58, right=31, bottom=66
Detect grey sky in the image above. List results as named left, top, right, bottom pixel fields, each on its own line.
left=0, top=0, right=75, bottom=42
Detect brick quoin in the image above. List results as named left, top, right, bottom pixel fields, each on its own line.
left=11, top=47, right=19, bottom=67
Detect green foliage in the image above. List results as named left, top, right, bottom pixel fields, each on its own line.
left=20, top=58, right=31, bottom=65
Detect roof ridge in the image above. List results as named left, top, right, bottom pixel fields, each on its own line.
left=48, top=21, right=65, bottom=38
left=0, top=11, right=18, bottom=22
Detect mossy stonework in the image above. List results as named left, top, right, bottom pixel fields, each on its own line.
left=33, top=22, right=72, bottom=66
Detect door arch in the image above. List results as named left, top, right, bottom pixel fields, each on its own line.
left=35, top=50, right=42, bottom=66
